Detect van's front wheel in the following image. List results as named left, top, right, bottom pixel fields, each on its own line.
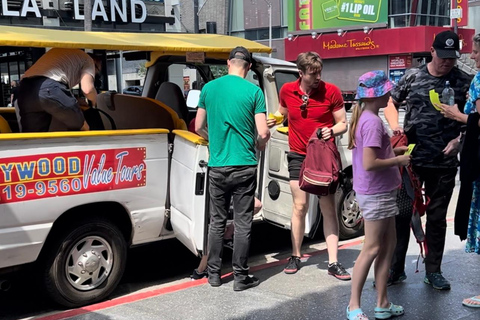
left=337, top=176, right=364, bottom=239
left=42, top=218, right=127, bottom=308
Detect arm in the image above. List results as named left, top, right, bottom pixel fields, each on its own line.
left=439, top=103, right=468, bottom=123
left=255, top=113, right=271, bottom=151
left=363, top=147, right=410, bottom=171
left=10, top=93, right=13, bottom=105
left=195, top=108, right=208, bottom=140
left=319, top=106, right=347, bottom=140
left=384, top=97, right=402, bottom=133
left=80, top=72, right=97, bottom=107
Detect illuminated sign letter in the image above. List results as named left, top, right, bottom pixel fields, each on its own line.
left=21, top=0, right=41, bottom=18
left=74, top=0, right=84, bottom=20
left=92, top=0, right=109, bottom=21
left=110, top=0, right=127, bottom=23
left=130, top=0, right=146, bottom=23
left=2, top=0, right=19, bottom=16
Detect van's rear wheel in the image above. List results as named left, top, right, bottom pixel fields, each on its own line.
left=337, top=176, right=364, bottom=239
left=42, top=218, right=127, bottom=308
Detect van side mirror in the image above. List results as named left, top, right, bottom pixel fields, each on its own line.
left=186, top=89, right=201, bottom=108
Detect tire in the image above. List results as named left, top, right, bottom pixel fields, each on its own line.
left=337, top=176, right=364, bottom=240
left=41, top=218, right=127, bottom=308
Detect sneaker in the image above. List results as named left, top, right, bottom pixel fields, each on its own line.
left=328, top=262, right=351, bottom=280
left=208, top=273, right=222, bottom=287
left=190, top=268, right=208, bottom=280
left=284, top=256, right=301, bottom=274
left=424, top=272, right=451, bottom=290
left=223, top=239, right=234, bottom=250
left=233, top=275, right=260, bottom=291
left=373, top=270, right=407, bottom=287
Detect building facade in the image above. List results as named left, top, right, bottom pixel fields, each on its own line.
left=0, top=0, right=178, bottom=106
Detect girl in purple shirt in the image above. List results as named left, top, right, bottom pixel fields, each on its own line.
left=346, top=71, right=410, bottom=320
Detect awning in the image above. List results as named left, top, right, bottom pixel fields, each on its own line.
left=0, top=25, right=272, bottom=54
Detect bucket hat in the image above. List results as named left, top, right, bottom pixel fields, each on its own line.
left=355, top=70, right=394, bottom=99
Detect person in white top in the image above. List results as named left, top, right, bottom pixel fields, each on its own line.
left=17, top=48, right=101, bottom=132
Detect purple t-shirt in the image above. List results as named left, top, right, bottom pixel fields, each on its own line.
left=352, top=111, right=401, bottom=195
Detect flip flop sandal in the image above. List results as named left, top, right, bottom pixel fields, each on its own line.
left=374, top=302, right=404, bottom=319
left=462, top=296, right=480, bottom=308
left=346, top=306, right=369, bottom=320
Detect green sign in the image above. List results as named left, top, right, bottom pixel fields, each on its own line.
left=288, top=0, right=388, bottom=32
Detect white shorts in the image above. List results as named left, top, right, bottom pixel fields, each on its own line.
left=356, top=189, right=399, bottom=221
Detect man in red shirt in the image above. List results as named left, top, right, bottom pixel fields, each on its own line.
left=272, top=51, right=350, bottom=279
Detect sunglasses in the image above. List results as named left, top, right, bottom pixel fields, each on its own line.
left=300, top=94, right=309, bottom=111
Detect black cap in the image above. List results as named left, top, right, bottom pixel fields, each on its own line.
left=229, top=46, right=252, bottom=64
left=432, top=30, right=460, bottom=59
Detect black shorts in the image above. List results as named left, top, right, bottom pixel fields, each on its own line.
left=287, top=152, right=305, bottom=181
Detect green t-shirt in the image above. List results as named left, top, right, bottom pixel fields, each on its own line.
left=198, top=74, right=266, bottom=167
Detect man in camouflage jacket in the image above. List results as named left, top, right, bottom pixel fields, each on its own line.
left=384, top=30, right=472, bottom=290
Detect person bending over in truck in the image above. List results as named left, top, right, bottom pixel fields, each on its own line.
left=267, top=51, right=350, bottom=280
left=17, top=48, right=102, bottom=132
left=195, top=46, right=270, bottom=291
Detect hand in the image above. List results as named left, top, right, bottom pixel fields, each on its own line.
left=392, top=126, right=404, bottom=135
left=256, top=139, right=266, bottom=151
left=396, top=154, right=411, bottom=167
left=320, top=127, right=332, bottom=140
left=266, top=118, right=277, bottom=128
left=393, top=146, right=408, bottom=155
left=440, top=103, right=461, bottom=121
left=443, top=138, right=461, bottom=156
left=80, top=121, right=90, bottom=131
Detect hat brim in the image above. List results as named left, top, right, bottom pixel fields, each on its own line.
left=435, top=49, right=460, bottom=59
left=355, top=81, right=394, bottom=100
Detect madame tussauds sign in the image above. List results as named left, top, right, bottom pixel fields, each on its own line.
left=1, top=0, right=147, bottom=23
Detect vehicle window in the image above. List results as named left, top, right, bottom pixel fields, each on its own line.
left=168, top=64, right=208, bottom=99
left=274, top=71, right=299, bottom=97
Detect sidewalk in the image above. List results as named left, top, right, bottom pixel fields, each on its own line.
left=36, top=219, right=480, bottom=320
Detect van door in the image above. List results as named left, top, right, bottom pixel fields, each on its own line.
left=259, top=65, right=320, bottom=237
left=170, top=130, right=209, bottom=255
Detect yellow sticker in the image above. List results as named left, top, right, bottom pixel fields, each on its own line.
left=268, top=113, right=284, bottom=125
left=276, top=126, right=289, bottom=134
left=405, top=144, right=416, bottom=156
left=429, top=90, right=442, bottom=111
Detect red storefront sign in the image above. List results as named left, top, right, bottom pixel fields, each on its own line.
left=0, top=148, right=147, bottom=203
left=452, top=0, right=468, bottom=27
left=285, top=26, right=475, bottom=61
left=389, top=55, right=412, bottom=70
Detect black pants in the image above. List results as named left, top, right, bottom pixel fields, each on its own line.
left=207, top=166, right=257, bottom=281
left=391, top=178, right=413, bottom=274
left=395, top=166, right=456, bottom=274
left=18, top=77, right=83, bottom=132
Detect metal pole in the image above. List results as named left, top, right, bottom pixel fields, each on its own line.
left=194, top=0, right=199, bottom=33
left=268, top=2, right=272, bottom=57
left=84, top=0, right=92, bottom=31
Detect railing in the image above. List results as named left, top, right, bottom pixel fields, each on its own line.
left=457, top=54, right=477, bottom=76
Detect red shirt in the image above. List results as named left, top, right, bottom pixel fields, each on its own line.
left=279, top=79, right=344, bottom=155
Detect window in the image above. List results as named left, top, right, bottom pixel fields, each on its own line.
left=389, top=0, right=450, bottom=28
left=245, top=27, right=283, bottom=41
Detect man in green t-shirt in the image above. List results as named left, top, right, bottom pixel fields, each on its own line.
left=195, top=46, right=270, bottom=291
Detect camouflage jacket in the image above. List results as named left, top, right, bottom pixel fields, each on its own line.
left=391, top=65, right=472, bottom=168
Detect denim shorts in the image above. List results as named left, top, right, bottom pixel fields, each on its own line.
left=356, top=189, right=399, bottom=221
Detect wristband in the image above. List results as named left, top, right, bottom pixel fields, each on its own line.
left=330, top=129, right=334, bottom=137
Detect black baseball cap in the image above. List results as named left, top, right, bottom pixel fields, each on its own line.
left=229, top=46, right=252, bottom=64
left=432, top=30, right=460, bottom=59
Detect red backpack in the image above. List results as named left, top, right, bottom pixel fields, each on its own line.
left=299, top=129, right=342, bottom=196
left=391, top=134, right=430, bottom=262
